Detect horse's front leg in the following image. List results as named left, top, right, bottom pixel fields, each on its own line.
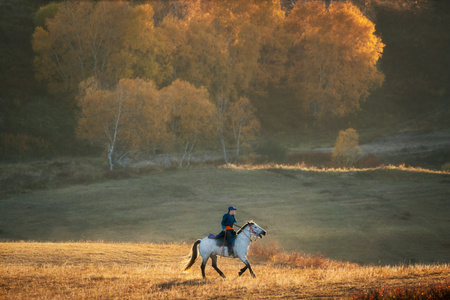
left=238, top=264, right=248, bottom=276
left=211, top=255, right=226, bottom=278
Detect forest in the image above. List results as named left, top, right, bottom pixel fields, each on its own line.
left=0, top=0, right=449, bottom=167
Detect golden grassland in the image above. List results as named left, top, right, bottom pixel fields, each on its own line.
left=1, top=242, right=448, bottom=299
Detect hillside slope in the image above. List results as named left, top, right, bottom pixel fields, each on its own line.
left=1, top=167, right=449, bottom=265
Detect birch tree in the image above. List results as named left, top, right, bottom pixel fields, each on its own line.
left=227, top=97, right=260, bottom=164
left=169, top=0, right=281, bottom=162
left=77, top=78, right=159, bottom=170
left=284, top=1, right=384, bottom=127
left=159, top=80, right=216, bottom=167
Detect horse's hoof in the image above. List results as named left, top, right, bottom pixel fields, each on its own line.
left=251, top=274, right=257, bottom=278
left=221, top=274, right=226, bottom=279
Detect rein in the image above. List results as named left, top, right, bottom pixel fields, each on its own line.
left=238, top=223, right=257, bottom=243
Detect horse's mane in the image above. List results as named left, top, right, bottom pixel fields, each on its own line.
left=236, top=220, right=254, bottom=235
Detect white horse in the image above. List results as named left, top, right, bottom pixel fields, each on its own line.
left=184, top=221, right=266, bottom=279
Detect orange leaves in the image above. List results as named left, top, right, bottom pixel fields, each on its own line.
left=77, top=78, right=159, bottom=169
left=160, top=80, right=216, bottom=157
left=77, top=78, right=216, bottom=168
left=32, top=1, right=156, bottom=95
left=332, top=128, right=362, bottom=167
left=284, top=1, right=385, bottom=121
left=35, top=0, right=388, bottom=160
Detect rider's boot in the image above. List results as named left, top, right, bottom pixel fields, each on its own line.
left=228, top=245, right=234, bottom=257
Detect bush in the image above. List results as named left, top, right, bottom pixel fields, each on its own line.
left=256, top=139, right=287, bottom=163
left=353, top=281, right=450, bottom=300
left=332, top=128, right=362, bottom=167
left=249, top=242, right=328, bottom=269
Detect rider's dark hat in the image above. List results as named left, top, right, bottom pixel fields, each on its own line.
left=228, top=206, right=237, bottom=210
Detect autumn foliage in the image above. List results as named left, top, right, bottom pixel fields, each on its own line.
left=353, top=281, right=450, bottom=300
left=77, top=78, right=217, bottom=170
left=332, top=128, right=363, bottom=167
left=31, top=0, right=385, bottom=164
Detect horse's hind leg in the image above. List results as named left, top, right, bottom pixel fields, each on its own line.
left=246, top=263, right=256, bottom=278
left=211, top=255, right=226, bottom=278
left=200, top=257, right=209, bottom=279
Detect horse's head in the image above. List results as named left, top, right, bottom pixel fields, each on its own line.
left=239, top=221, right=266, bottom=238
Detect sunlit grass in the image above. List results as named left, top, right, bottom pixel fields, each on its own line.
left=225, top=163, right=450, bottom=175
left=1, top=242, right=448, bottom=299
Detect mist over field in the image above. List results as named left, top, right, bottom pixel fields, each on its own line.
left=1, top=166, right=449, bottom=266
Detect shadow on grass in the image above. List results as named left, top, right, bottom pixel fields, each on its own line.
left=155, top=279, right=208, bottom=291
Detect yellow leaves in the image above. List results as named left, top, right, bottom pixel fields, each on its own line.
left=77, top=78, right=216, bottom=167
left=284, top=1, right=385, bottom=120
left=332, top=128, right=362, bottom=167
left=32, top=1, right=159, bottom=96
left=173, top=0, right=286, bottom=100
left=32, top=27, right=54, bottom=83
left=125, top=4, right=155, bottom=52
left=31, top=27, right=50, bottom=53
left=228, top=97, right=260, bottom=143
left=160, top=80, right=216, bottom=149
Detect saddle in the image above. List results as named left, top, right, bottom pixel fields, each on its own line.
left=208, top=232, right=235, bottom=247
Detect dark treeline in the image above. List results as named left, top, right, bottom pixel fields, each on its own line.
left=0, top=0, right=449, bottom=161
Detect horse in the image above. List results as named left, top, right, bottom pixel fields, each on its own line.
left=184, top=221, right=266, bottom=279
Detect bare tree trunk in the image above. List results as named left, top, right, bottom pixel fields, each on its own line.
left=219, top=132, right=228, bottom=164
left=233, top=126, right=243, bottom=164
left=179, top=136, right=197, bottom=167
left=216, top=94, right=229, bottom=164
left=108, top=100, right=122, bottom=170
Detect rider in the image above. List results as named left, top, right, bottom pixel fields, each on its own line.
left=221, top=206, right=238, bottom=256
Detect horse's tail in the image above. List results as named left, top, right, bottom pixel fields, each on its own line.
left=184, top=239, right=201, bottom=271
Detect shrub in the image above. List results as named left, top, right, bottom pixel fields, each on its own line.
left=332, top=128, right=362, bottom=167
left=249, top=242, right=329, bottom=269
left=353, top=280, right=450, bottom=300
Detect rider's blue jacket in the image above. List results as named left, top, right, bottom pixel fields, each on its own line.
left=221, top=213, right=237, bottom=230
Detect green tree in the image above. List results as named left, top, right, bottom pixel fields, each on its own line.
left=33, top=2, right=59, bottom=28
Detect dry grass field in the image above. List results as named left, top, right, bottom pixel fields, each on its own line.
left=1, top=242, right=449, bottom=299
